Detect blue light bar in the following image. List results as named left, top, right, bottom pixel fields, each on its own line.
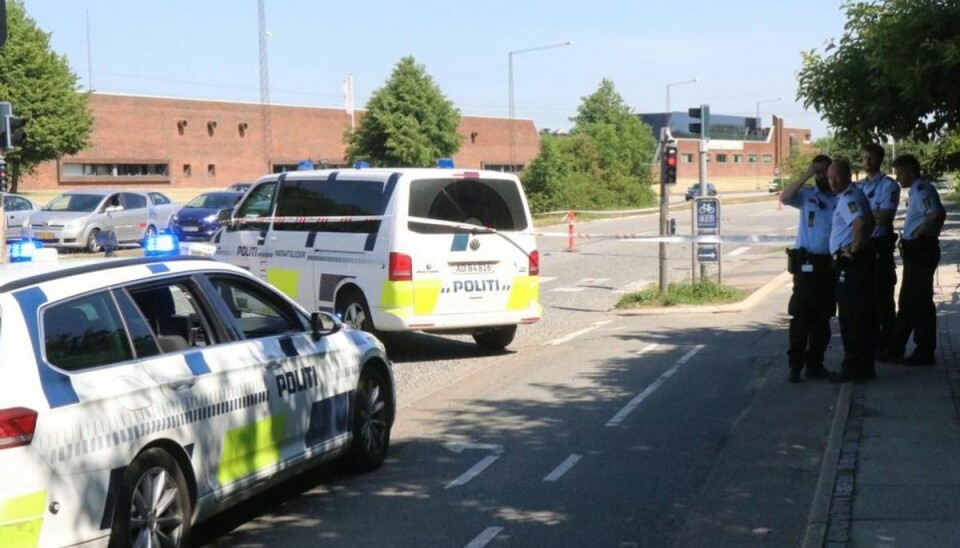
left=437, top=158, right=454, bottom=168
left=144, top=234, right=180, bottom=257
left=354, top=161, right=370, bottom=169
left=9, top=240, right=37, bottom=262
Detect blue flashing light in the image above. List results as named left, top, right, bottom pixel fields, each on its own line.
left=297, top=160, right=314, bottom=170
left=144, top=233, right=180, bottom=257
left=353, top=161, right=370, bottom=169
left=437, top=158, right=454, bottom=169
left=9, top=240, right=38, bottom=262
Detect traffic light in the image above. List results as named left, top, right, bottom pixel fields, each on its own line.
left=0, top=101, right=26, bottom=151
left=688, top=104, right=710, bottom=139
left=661, top=144, right=678, bottom=185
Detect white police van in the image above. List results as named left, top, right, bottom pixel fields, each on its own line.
left=213, top=167, right=541, bottom=350
left=0, top=242, right=393, bottom=547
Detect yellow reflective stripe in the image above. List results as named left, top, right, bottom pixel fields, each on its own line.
left=0, top=490, right=45, bottom=547
left=266, top=268, right=300, bottom=300
left=380, top=280, right=413, bottom=308
left=412, top=280, right=442, bottom=315
left=218, top=415, right=287, bottom=485
left=507, top=276, right=539, bottom=311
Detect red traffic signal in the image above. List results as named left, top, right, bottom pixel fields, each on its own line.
left=661, top=145, right=678, bottom=185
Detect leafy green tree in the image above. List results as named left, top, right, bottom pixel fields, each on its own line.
left=346, top=56, right=461, bottom=167
left=797, top=0, right=960, bottom=148
left=0, top=0, right=93, bottom=191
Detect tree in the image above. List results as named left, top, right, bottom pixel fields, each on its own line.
left=797, top=0, right=960, bottom=148
left=0, top=0, right=93, bottom=191
left=346, top=56, right=461, bottom=167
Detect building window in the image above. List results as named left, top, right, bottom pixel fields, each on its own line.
left=681, top=153, right=694, bottom=164
left=481, top=164, right=524, bottom=173
left=183, top=164, right=191, bottom=177
left=208, top=164, right=216, bottom=176
left=762, top=154, right=773, bottom=163
left=748, top=154, right=759, bottom=164
left=62, top=163, right=169, bottom=179
left=716, top=154, right=728, bottom=164
left=733, top=154, right=743, bottom=164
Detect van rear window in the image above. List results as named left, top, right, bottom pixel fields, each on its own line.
left=408, top=178, right=528, bottom=232
left=274, top=179, right=387, bottom=233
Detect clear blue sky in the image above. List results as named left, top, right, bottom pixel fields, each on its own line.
left=23, top=0, right=848, bottom=138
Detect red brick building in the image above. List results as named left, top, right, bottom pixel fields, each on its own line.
left=23, top=93, right=542, bottom=190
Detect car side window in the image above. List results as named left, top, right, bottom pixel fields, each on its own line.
left=121, top=192, right=147, bottom=210
left=103, top=194, right=121, bottom=211
left=149, top=192, right=171, bottom=205
left=206, top=275, right=307, bottom=339
left=10, top=196, right=31, bottom=211
left=44, top=292, right=135, bottom=371
left=232, top=182, right=277, bottom=232
left=127, top=281, right=218, bottom=353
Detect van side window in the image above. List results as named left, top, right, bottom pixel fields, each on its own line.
left=233, top=182, right=277, bottom=231
left=408, top=178, right=528, bottom=232
left=44, top=292, right=135, bottom=371
left=274, top=179, right=386, bottom=233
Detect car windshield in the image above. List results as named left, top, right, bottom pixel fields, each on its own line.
left=43, top=193, right=103, bottom=212
left=186, top=193, right=239, bottom=209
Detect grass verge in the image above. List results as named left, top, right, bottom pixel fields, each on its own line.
left=615, top=279, right=747, bottom=308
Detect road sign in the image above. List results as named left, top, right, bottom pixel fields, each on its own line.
left=695, top=197, right=720, bottom=234
left=697, top=243, right=719, bottom=263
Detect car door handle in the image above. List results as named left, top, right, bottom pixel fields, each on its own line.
left=170, top=379, right=196, bottom=390
left=266, top=361, right=283, bottom=370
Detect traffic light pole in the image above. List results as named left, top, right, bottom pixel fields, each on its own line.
left=658, top=128, right=670, bottom=294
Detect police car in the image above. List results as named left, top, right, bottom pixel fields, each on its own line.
left=0, top=239, right=394, bottom=547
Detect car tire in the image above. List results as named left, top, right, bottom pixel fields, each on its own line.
left=347, top=366, right=392, bottom=473
left=336, top=290, right=375, bottom=333
left=86, top=229, right=102, bottom=253
left=108, top=447, right=191, bottom=548
left=142, top=224, right=157, bottom=245
left=472, top=325, right=517, bottom=350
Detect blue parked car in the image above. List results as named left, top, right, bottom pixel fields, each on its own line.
left=170, top=191, right=243, bottom=241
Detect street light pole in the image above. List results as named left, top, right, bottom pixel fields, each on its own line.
left=660, top=78, right=697, bottom=294
left=754, top=97, right=781, bottom=190
left=508, top=41, right=573, bottom=166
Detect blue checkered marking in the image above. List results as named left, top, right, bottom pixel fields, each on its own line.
left=13, top=287, right=80, bottom=408
left=147, top=264, right=170, bottom=274
left=184, top=351, right=211, bottom=376
left=305, top=392, right=351, bottom=447
left=451, top=233, right=469, bottom=251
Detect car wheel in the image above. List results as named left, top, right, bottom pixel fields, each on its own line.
left=142, top=224, right=157, bottom=244
left=336, top=290, right=375, bottom=333
left=86, top=229, right=102, bottom=253
left=472, top=325, right=517, bottom=350
left=347, top=366, right=392, bottom=473
left=108, top=448, right=191, bottom=548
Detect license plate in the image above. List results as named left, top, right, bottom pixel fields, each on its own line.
left=453, top=263, right=494, bottom=275
left=182, top=226, right=199, bottom=232
left=37, top=232, right=55, bottom=240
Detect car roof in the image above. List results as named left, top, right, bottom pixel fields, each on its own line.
left=258, top=167, right=519, bottom=183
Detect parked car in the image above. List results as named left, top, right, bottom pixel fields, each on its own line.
left=0, top=252, right=393, bottom=547
left=226, top=182, right=253, bottom=193
left=170, top=191, right=244, bottom=241
left=685, top=182, right=719, bottom=201
left=768, top=178, right=787, bottom=193
left=2, top=192, right=40, bottom=240
left=24, top=189, right=178, bottom=252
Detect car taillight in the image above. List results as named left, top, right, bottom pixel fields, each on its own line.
left=389, top=252, right=413, bottom=281
left=529, top=250, right=540, bottom=276
left=0, top=407, right=38, bottom=450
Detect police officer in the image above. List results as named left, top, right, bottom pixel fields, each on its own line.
left=880, top=154, right=946, bottom=366
left=829, top=159, right=877, bottom=382
left=857, top=143, right=901, bottom=346
left=780, top=155, right=837, bottom=382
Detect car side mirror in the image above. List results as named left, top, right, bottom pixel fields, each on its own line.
left=216, top=208, right=234, bottom=225
left=311, top=311, right=342, bottom=338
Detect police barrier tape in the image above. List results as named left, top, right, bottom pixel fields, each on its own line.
left=532, top=232, right=794, bottom=244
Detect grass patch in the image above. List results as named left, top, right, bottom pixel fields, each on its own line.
left=615, top=279, right=747, bottom=308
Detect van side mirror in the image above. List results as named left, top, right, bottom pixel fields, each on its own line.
left=311, top=311, right=342, bottom=338
left=217, top=208, right=234, bottom=224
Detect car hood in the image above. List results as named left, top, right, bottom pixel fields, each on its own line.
left=29, top=210, right=94, bottom=225
left=175, top=207, right=221, bottom=222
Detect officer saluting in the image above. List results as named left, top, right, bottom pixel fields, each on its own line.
left=881, top=154, right=946, bottom=366
left=829, top=159, right=877, bottom=382
left=780, top=155, right=837, bottom=383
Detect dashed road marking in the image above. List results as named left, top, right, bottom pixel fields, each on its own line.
left=548, top=320, right=614, bottom=345
left=635, top=343, right=659, bottom=355
left=551, top=287, right=586, bottom=293
left=727, top=246, right=750, bottom=257
left=605, top=345, right=704, bottom=427
left=465, top=527, right=504, bottom=548
left=543, top=454, right=582, bottom=482
left=446, top=455, right=501, bottom=489
left=539, top=276, right=557, bottom=284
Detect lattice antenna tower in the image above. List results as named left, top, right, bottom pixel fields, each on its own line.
left=258, top=0, right=272, bottom=172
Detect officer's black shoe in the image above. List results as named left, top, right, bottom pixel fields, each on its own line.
left=904, top=353, right=936, bottom=367
left=788, top=370, right=803, bottom=383
left=805, top=367, right=830, bottom=379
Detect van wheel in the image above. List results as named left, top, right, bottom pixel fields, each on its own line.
left=86, top=229, right=102, bottom=253
left=473, top=325, right=517, bottom=350
left=348, top=366, right=392, bottom=473
left=108, top=448, right=191, bottom=548
left=337, top=290, right=375, bottom=332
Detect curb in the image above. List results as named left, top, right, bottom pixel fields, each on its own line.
left=615, top=270, right=791, bottom=316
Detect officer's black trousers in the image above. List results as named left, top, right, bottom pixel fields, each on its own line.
left=788, top=263, right=835, bottom=372
left=836, top=252, right=876, bottom=378
left=873, top=241, right=898, bottom=345
left=890, top=242, right=941, bottom=358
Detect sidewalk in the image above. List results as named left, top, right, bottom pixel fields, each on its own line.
left=804, top=220, right=960, bottom=546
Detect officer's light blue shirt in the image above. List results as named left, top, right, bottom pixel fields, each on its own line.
left=830, top=185, right=871, bottom=254
left=902, top=178, right=945, bottom=240
left=784, top=185, right=837, bottom=254
left=856, top=172, right=900, bottom=238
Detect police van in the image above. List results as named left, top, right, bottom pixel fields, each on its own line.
left=213, top=167, right=541, bottom=350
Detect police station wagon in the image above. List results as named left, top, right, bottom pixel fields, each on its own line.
left=213, top=167, right=542, bottom=350
left=0, top=254, right=394, bottom=547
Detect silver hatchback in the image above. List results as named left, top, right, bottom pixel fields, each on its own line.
left=25, top=189, right=178, bottom=252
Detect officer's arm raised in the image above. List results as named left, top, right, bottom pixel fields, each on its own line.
left=780, top=166, right=814, bottom=204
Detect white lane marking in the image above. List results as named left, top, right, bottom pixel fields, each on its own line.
left=539, top=276, right=557, bottom=284
left=605, top=345, right=704, bottom=427
left=636, top=343, right=659, bottom=355
left=543, top=454, right=583, bottom=482
left=446, top=455, right=501, bottom=489
left=727, top=246, right=750, bottom=257
left=551, top=287, right=586, bottom=293
left=613, top=279, right=652, bottom=294
left=465, top=527, right=504, bottom=548
left=444, top=442, right=504, bottom=454
left=548, top=320, right=614, bottom=345
left=787, top=224, right=798, bottom=231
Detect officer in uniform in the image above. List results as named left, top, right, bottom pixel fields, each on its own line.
left=881, top=154, right=946, bottom=366
left=857, top=143, right=901, bottom=346
left=780, top=155, right=837, bottom=382
left=829, top=159, right=877, bottom=382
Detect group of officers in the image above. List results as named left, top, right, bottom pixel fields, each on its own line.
left=781, top=144, right=947, bottom=383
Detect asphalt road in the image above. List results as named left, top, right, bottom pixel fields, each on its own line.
left=192, top=199, right=836, bottom=547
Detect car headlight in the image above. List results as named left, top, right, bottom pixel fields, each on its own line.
left=203, top=214, right=218, bottom=223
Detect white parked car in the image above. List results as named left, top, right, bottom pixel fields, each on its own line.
left=2, top=192, right=40, bottom=240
